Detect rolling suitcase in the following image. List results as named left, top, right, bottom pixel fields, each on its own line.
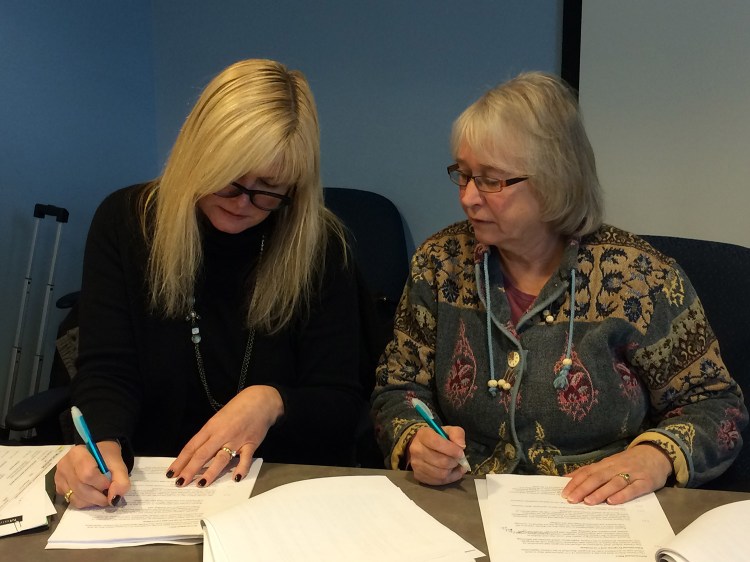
left=2, top=204, right=69, bottom=431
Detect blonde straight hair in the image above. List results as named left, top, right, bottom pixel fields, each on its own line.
left=141, top=59, right=345, bottom=333
left=451, top=71, right=604, bottom=237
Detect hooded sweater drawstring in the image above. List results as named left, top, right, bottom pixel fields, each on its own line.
left=553, top=268, right=576, bottom=390
left=483, top=253, right=500, bottom=396
left=483, top=251, right=576, bottom=394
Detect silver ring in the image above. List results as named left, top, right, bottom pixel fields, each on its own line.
left=617, top=472, right=631, bottom=485
left=221, top=446, right=238, bottom=458
left=64, top=489, right=74, bottom=503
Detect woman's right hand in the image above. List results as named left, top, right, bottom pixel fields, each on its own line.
left=54, top=441, right=130, bottom=508
left=407, top=426, right=468, bottom=485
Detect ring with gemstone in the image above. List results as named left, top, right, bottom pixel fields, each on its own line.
left=221, top=446, right=238, bottom=458
left=617, top=472, right=631, bottom=485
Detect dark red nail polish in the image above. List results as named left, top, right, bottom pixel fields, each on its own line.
left=175, top=477, right=184, bottom=486
left=166, top=470, right=174, bottom=478
left=234, top=474, right=242, bottom=482
left=198, top=478, right=207, bottom=487
left=111, top=495, right=122, bottom=507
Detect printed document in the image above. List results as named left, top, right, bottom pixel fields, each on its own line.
left=47, top=456, right=261, bottom=549
left=0, top=475, right=56, bottom=537
left=476, top=474, right=675, bottom=561
left=201, top=474, right=484, bottom=562
left=0, top=444, right=70, bottom=536
left=0, top=444, right=70, bottom=511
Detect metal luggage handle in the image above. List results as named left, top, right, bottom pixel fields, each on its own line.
left=2, top=204, right=70, bottom=430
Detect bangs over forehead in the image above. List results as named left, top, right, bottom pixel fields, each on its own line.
left=451, top=94, right=528, bottom=173
left=259, top=129, right=316, bottom=188
left=201, top=103, right=316, bottom=192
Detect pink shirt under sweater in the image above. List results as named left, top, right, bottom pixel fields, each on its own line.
left=504, top=277, right=537, bottom=325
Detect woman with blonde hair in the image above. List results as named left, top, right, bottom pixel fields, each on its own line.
left=55, top=59, right=366, bottom=509
left=372, top=71, right=747, bottom=504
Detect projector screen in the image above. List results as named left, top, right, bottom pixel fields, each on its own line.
left=578, top=0, right=750, bottom=247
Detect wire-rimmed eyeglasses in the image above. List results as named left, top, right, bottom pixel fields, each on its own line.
left=213, top=182, right=293, bottom=211
left=447, top=163, right=528, bottom=193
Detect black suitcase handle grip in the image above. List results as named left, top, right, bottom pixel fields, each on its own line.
left=33, top=204, right=69, bottom=223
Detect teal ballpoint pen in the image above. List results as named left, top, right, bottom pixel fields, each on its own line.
left=71, top=406, right=112, bottom=480
left=411, top=397, right=471, bottom=472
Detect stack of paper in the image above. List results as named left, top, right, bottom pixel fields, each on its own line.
left=476, top=474, right=676, bottom=561
left=201, top=475, right=484, bottom=562
left=0, top=444, right=71, bottom=537
left=47, top=456, right=262, bottom=549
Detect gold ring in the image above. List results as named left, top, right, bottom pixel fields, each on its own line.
left=221, top=446, right=238, bottom=458
left=64, top=489, right=74, bottom=503
left=617, top=472, right=631, bottom=485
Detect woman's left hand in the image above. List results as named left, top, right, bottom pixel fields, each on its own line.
left=167, top=385, right=284, bottom=487
left=561, top=444, right=673, bottom=505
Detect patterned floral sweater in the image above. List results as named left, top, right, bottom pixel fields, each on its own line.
left=372, top=221, right=747, bottom=487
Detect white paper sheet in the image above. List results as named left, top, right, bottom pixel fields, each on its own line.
left=477, top=474, right=675, bottom=561
left=47, top=456, right=262, bottom=549
left=0, top=476, right=56, bottom=537
left=201, top=475, right=484, bottom=562
left=0, top=444, right=70, bottom=536
left=0, top=444, right=70, bottom=511
left=655, top=499, right=750, bottom=562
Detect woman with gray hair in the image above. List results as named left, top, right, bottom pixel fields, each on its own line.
left=372, top=71, right=746, bottom=505
left=56, top=59, right=365, bottom=509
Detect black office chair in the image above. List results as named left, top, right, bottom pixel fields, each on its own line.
left=2, top=291, right=78, bottom=443
left=324, top=187, right=409, bottom=350
left=324, top=187, right=410, bottom=467
left=642, top=234, right=750, bottom=492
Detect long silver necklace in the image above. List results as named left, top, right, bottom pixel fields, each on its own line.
left=186, top=235, right=264, bottom=411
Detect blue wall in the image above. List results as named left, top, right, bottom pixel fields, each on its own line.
left=0, top=0, right=561, bottom=416
left=151, top=0, right=562, bottom=247
left=0, top=1, right=157, bottom=415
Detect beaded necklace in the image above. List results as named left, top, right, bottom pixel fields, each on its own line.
left=186, top=235, right=264, bottom=411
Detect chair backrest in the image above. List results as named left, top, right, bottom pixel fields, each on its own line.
left=324, top=187, right=409, bottom=378
left=324, top=188, right=409, bottom=308
left=324, top=187, right=409, bottom=348
left=642, top=234, right=750, bottom=491
left=324, top=187, right=409, bottom=468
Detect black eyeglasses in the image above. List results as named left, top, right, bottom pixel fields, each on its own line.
left=447, top=164, right=528, bottom=193
left=213, top=182, right=293, bottom=211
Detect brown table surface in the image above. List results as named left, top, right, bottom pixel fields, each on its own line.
left=2, top=462, right=749, bottom=561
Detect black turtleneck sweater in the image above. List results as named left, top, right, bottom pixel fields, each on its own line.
left=71, top=185, right=364, bottom=468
